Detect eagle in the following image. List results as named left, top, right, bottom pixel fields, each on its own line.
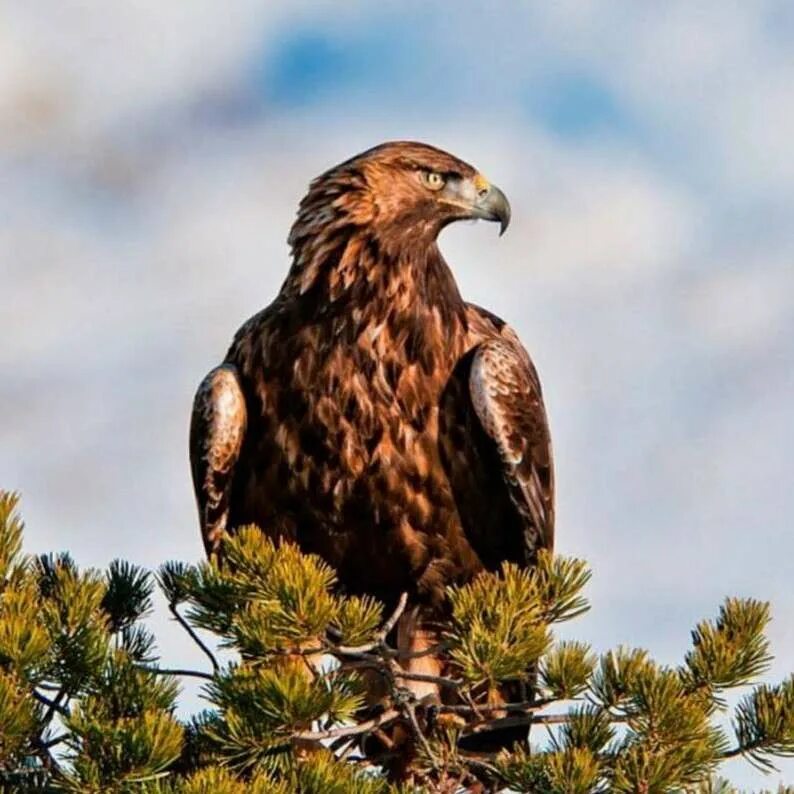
left=190, top=142, right=554, bottom=688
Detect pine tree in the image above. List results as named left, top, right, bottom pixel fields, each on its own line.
left=0, top=490, right=792, bottom=793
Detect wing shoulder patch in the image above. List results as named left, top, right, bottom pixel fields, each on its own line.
left=469, top=338, right=554, bottom=555
left=190, top=364, right=247, bottom=555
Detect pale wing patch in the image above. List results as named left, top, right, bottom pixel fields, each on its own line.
left=190, top=364, right=247, bottom=556
left=469, top=340, right=554, bottom=555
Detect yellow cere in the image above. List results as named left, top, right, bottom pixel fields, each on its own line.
left=473, top=173, right=490, bottom=193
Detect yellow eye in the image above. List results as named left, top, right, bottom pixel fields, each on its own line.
left=422, top=171, right=446, bottom=191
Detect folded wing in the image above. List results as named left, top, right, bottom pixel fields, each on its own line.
left=189, top=364, right=247, bottom=557
left=469, top=337, right=554, bottom=561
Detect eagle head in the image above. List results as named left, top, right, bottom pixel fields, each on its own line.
left=290, top=142, right=511, bottom=258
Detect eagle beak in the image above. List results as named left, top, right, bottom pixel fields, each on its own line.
left=471, top=180, right=511, bottom=236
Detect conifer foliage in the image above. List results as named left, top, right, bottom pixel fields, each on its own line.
left=0, top=490, right=792, bottom=793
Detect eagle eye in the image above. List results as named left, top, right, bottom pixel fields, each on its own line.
left=421, top=170, right=446, bottom=191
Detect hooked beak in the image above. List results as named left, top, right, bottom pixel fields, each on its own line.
left=470, top=177, right=511, bottom=236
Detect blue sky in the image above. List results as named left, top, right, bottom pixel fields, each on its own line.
left=258, top=11, right=635, bottom=139
left=1, top=2, right=793, bottom=787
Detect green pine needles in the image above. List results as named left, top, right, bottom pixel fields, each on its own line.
left=0, top=490, right=792, bottom=793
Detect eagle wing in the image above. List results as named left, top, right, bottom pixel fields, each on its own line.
left=189, top=364, right=247, bottom=557
left=468, top=334, right=555, bottom=560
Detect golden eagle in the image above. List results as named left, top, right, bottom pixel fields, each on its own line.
left=190, top=142, right=554, bottom=683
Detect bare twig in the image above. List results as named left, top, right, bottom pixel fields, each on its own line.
left=458, top=754, right=505, bottom=781
left=382, top=592, right=409, bottom=636
left=340, top=659, right=462, bottom=690
left=438, top=697, right=560, bottom=715
left=394, top=671, right=461, bottom=689
left=224, top=635, right=434, bottom=665
left=405, top=700, right=438, bottom=767
left=169, top=602, right=219, bottom=672
left=460, top=688, right=485, bottom=721
left=33, top=690, right=69, bottom=719
left=324, top=591, right=452, bottom=776
left=528, top=713, right=576, bottom=725
left=720, top=743, right=772, bottom=761
left=389, top=641, right=448, bottom=660
left=40, top=687, right=67, bottom=726
left=274, top=612, right=445, bottom=664
left=332, top=639, right=448, bottom=662
left=295, top=708, right=401, bottom=742
left=137, top=665, right=214, bottom=681
left=467, top=713, right=562, bottom=738
left=462, top=710, right=627, bottom=738
left=42, top=732, right=68, bottom=749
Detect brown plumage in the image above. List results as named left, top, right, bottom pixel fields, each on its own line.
left=190, top=141, right=554, bottom=652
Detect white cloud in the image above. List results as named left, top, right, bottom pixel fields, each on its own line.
left=0, top=1, right=286, bottom=152
left=532, top=0, right=794, bottom=196
left=686, top=262, right=794, bottom=354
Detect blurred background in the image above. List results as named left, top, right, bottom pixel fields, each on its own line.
left=1, top=2, right=793, bottom=786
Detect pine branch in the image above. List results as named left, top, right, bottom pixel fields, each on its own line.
left=5, top=491, right=794, bottom=791
left=169, top=601, right=219, bottom=672
left=271, top=640, right=447, bottom=660
left=295, top=707, right=401, bottom=741
left=137, top=665, right=214, bottom=681
left=405, top=699, right=438, bottom=767
left=393, top=670, right=462, bottom=690
left=332, top=592, right=408, bottom=655
left=437, top=697, right=564, bottom=715
left=379, top=592, right=409, bottom=637
left=728, top=676, right=794, bottom=771
left=461, top=710, right=628, bottom=739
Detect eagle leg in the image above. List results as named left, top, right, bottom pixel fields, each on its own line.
left=396, top=606, right=443, bottom=704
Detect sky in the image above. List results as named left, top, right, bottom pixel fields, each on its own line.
left=1, top=1, right=793, bottom=787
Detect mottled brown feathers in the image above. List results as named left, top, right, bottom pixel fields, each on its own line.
left=189, top=141, right=554, bottom=613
